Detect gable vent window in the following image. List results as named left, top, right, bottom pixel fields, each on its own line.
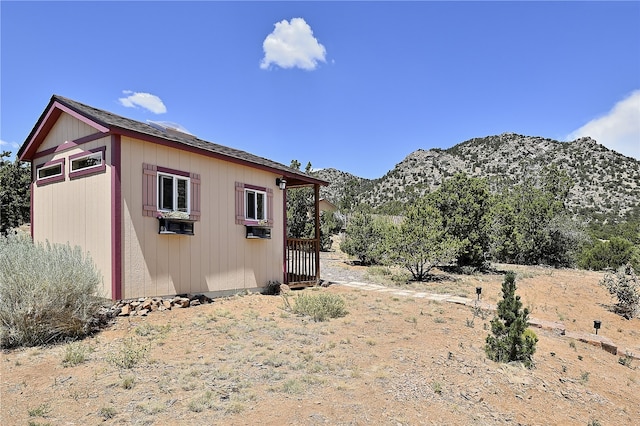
left=38, top=164, right=62, bottom=179
left=69, top=147, right=106, bottom=179
left=36, top=158, right=65, bottom=186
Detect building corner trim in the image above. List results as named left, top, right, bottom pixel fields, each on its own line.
left=111, top=135, right=122, bottom=300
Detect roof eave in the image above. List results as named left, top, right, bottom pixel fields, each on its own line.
left=18, top=95, right=329, bottom=187
left=109, top=125, right=327, bottom=186
left=18, top=96, right=110, bottom=161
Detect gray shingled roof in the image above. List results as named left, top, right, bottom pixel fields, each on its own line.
left=26, top=95, right=326, bottom=186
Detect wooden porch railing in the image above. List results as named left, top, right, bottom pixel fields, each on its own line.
left=286, top=238, right=320, bottom=287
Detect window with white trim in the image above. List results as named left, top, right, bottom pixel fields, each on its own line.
left=36, top=158, right=65, bottom=186
left=142, top=164, right=200, bottom=221
left=71, top=151, right=102, bottom=172
left=245, top=188, right=266, bottom=221
left=235, top=182, right=273, bottom=226
left=38, top=163, right=63, bottom=180
left=158, top=173, right=190, bottom=213
left=69, top=147, right=106, bottom=179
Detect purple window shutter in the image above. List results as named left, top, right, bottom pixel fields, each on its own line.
left=267, top=188, right=274, bottom=226
left=142, top=164, right=157, bottom=216
left=235, top=182, right=245, bottom=224
left=190, top=172, right=201, bottom=221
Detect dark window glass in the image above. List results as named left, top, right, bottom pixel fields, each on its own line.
left=38, top=164, right=62, bottom=179
left=159, top=175, right=174, bottom=210
left=177, top=178, right=188, bottom=212
left=246, top=191, right=256, bottom=219
left=71, top=152, right=102, bottom=171
left=256, top=192, right=265, bottom=220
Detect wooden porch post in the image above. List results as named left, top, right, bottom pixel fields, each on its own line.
left=314, top=183, right=320, bottom=282
left=283, top=185, right=288, bottom=284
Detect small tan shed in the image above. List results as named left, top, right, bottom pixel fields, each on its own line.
left=18, top=95, right=327, bottom=300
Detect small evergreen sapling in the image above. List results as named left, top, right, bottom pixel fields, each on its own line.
left=485, top=272, right=538, bottom=368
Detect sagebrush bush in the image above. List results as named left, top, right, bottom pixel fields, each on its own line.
left=600, top=264, right=639, bottom=319
left=0, top=235, right=104, bottom=348
left=292, top=292, right=347, bottom=322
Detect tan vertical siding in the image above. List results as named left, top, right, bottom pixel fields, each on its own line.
left=37, top=114, right=97, bottom=152
left=119, top=137, right=284, bottom=298
left=31, top=113, right=113, bottom=298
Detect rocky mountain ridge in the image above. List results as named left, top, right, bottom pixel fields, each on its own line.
left=316, top=133, right=640, bottom=219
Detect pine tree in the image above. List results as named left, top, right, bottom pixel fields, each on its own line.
left=485, top=272, right=538, bottom=368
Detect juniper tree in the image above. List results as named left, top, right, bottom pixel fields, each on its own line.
left=427, top=173, right=491, bottom=269
left=490, top=165, right=582, bottom=267
left=384, top=198, right=460, bottom=281
left=485, top=272, right=538, bottom=368
left=341, top=208, right=390, bottom=265
left=0, top=152, right=31, bottom=235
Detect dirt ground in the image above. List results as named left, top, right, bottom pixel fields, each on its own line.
left=1, top=249, right=639, bottom=426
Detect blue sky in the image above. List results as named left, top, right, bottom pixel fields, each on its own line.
left=2, top=1, right=639, bottom=179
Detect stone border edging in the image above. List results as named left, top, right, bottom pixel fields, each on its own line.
left=99, top=294, right=214, bottom=318
left=332, top=280, right=640, bottom=361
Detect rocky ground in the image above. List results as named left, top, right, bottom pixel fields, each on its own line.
left=1, top=248, right=639, bottom=425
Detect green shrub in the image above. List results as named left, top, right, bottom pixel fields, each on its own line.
left=578, top=237, right=636, bottom=271
left=341, top=210, right=391, bottom=265
left=0, top=235, right=104, bottom=348
left=600, top=264, right=639, bottom=319
left=188, top=391, right=217, bottom=412
left=320, top=211, right=343, bottom=252
left=292, top=292, right=347, bottom=322
left=98, top=407, right=117, bottom=420
left=27, top=403, right=51, bottom=418
left=62, top=341, right=91, bottom=367
left=485, top=272, right=538, bottom=368
left=107, top=337, right=148, bottom=369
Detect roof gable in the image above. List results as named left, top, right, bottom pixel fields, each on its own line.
left=18, top=98, right=109, bottom=160
left=18, top=95, right=327, bottom=187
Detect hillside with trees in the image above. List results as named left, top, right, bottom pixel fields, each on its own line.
left=312, top=134, right=640, bottom=273
left=316, top=133, right=640, bottom=221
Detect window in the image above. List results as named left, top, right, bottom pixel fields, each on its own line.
left=158, top=173, right=190, bottom=213
left=38, top=164, right=63, bottom=179
left=142, top=164, right=200, bottom=221
left=235, top=182, right=273, bottom=226
left=69, top=147, right=106, bottom=179
left=71, top=151, right=101, bottom=171
left=36, top=158, right=65, bottom=186
left=245, top=189, right=266, bottom=221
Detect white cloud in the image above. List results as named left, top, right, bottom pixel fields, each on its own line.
left=118, top=91, right=167, bottom=114
left=260, top=18, right=326, bottom=71
left=0, top=139, right=20, bottom=155
left=567, top=90, right=640, bottom=159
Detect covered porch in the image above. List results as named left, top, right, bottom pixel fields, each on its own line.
left=280, top=175, right=327, bottom=289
